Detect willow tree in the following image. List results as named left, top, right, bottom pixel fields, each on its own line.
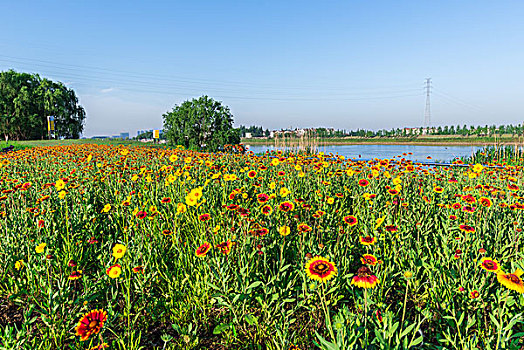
left=163, top=96, right=240, bottom=151
left=0, top=70, right=86, bottom=140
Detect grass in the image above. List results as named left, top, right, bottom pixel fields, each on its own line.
left=0, top=143, right=522, bottom=349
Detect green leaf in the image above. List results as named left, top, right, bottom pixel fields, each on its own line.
left=400, top=323, right=417, bottom=338
left=213, top=323, right=231, bottom=335
left=247, top=281, right=263, bottom=290
left=245, top=314, right=258, bottom=326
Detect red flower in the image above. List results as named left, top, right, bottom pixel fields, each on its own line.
left=161, top=197, right=172, bottom=203
left=459, top=224, right=475, bottom=233
left=68, top=270, right=82, bottom=280
left=261, top=205, right=272, bottom=215
left=343, top=215, right=358, bottom=226
left=196, top=242, right=211, bottom=257
left=136, top=211, right=147, bottom=219
left=351, top=266, right=379, bottom=289
left=297, top=223, right=312, bottom=233
left=132, top=266, right=144, bottom=273
left=358, top=179, right=369, bottom=187
left=384, top=225, right=398, bottom=232
left=278, top=201, right=294, bottom=212
left=38, top=219, right=45, bottom=228
left=216, top=240, right=232, bottom=255
left=257, top=193, right=269, bottom=204
left=75, top=309, right=107, bottom=341
left=198, top=213, right=211, bottom=221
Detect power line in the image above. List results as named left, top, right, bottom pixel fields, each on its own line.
left=0, top=54, right=421, bottom=94
left=424, top=78, right=431, bottom=127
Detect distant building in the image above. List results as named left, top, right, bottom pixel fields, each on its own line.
left=245, top=132, right=252, bottom=138
left=120, top=132, right=129, bottom=139
left=91, top=135, right=110, bottom=139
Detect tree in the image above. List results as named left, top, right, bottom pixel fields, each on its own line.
left=163, top=96, right=240, bottom=151
left=0, top=70, right=85, bottom=140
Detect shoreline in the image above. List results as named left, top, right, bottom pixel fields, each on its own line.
left=242, top=139, right=524, bottom=147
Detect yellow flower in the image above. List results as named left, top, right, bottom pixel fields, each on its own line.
left=271, top=158, right=280, bottom=166
left=15, top=260, right=24, bottom=270
left=177, top=203, right=187, bottom=213
left=326, top=197, right=334, bottom=205
left=392, top=177, right=402, bottom=185
left=184, top=156, right=192, bottom=164
left=35, top=243, right=46, bottom=254
left=86, top=154, right=93, bottom=162
left=132, top=207, right=139, bottom=216
left=101, top=204, right=111, bottom=213
left=269, top=181, right=276, bottom=190
left=149, top=205, right=157, bottom=214
left=55, top=179, right=66, bottom=191
left=279, top=226, right=291, bottom=236
left=185, top=195, right=197, bottom=207
left=169, top=154, right=178, bottom=162
left=473, top=163, right=484, bottom=173
left=375, top=216, right=385, bottom=229
left=106, top=264, right=122, bottom=279
left=468, top=172, right=478, bottom=179
left=213, top=225, right=221, bottom=233
left=120, top=148, right=129, bottom=156
left=112, top=244, right=127, bottom=259
left=58, top=190, right=66, bottom=199
left=279, top=187, right=290, bottom=197
left=190, top=187, right=203, bottom=199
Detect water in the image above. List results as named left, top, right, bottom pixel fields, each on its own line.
left=246, top=144, right=484, bottom=163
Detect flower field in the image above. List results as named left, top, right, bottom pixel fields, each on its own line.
left=0, top=144, right=523, bottom=349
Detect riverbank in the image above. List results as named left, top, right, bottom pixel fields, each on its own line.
left=242, top=136, right=524, bottom=146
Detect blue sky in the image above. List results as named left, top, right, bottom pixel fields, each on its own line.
left=1, top=0, right=523, bottom=137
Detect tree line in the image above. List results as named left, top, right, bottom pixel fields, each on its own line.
left=240, top=124, right=524, bottom=138
left=0, top=70, right=86, bottom=140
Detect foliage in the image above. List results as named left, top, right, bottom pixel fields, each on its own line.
left=0, top=144, right=523, bottom=349
left=0, top=70, right=86, bottom=140
left=239, top=125, right=270, bottom=138
left=163, top=96, right=240, bottom=151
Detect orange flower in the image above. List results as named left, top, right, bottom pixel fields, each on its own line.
left=497, top=269, right=524, bottom=293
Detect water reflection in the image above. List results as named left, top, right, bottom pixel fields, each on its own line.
left=246, top=144, right=484, bottom=163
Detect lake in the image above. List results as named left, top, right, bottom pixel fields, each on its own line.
left=246, top=144, right=485, bottom=163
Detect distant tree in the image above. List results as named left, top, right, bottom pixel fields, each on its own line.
left=0, top=70, right=85, bottom=140
left=163, top=96, right=240, bottom=151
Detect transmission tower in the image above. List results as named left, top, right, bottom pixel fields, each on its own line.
left=424, top=78, right=432, bottom=128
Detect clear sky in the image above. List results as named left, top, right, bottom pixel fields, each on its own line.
left=1, top=1, right=523, bottom=137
